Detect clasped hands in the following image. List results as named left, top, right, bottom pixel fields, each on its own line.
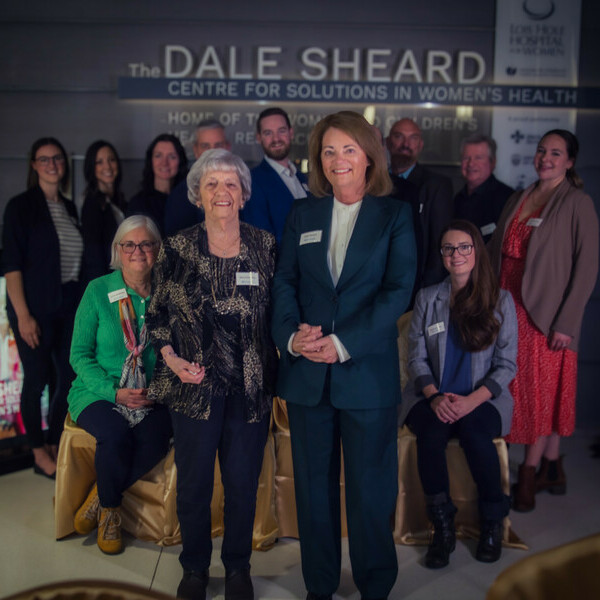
left=115, top=388, right=154, bottom=409
left=292, top=323, right=339, bottom=364
left=163, top=348, right=205, bottom=384
left=431, top=392, right=475, bottom=424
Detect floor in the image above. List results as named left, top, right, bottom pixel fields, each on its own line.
left=1, top=430, right=599, bottom=600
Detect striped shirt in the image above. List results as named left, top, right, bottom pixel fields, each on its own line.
left=46, top=199, right=83, bottom=283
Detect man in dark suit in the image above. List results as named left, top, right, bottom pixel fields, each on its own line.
left=242, top=107, right=307, bottom=243
left=164, top=120, right=230, bottom=235
left=387, top=118, right=454, bottom=293
left=454, top=133, right=514, bottom=243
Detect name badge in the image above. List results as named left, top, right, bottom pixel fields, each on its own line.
left=300, top=230, right=322, bottom=245
left=108, top=288, right=128, bottom=303
left=236, top=272, right=259, bottom=286
left=480, top=222, right=496, bottom=236
left=427, top=322, right=446, bottom=337
left=527, top=218, right=543, bottom=227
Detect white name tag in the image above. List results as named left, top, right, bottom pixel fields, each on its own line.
left=300, top=230, right=322, bottom=245
left=236, top=272, right=259, bottom=286
left=480, top=222, right=496, bottom=236
left=108, top=288, right=128, bottom=303
left=427, top=322, right=446, bottom=337
left=527, top=218, right=543, bottom=227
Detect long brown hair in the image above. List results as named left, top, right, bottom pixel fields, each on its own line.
left=540, top=129, right=583, bottom=189
left=443, top=220, right=501, bottom=351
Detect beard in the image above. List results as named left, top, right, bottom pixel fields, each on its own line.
left=390, top=150, right=416, bottom=172
left=264, top=142, right=291, bottom=161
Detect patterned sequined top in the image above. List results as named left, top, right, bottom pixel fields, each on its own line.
left=146, top=222, right=277, bottom=422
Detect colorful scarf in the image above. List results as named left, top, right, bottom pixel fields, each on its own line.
left=113, top=294, right=150, bottom=427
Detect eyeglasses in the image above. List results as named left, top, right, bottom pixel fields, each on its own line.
left=35, top=155, right=66, bottom=165
left=119, top=241, right=158, bottom=254
left=440, top=244, right=474, bottom=257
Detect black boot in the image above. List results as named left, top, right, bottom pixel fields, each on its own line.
left=225, top=567, right=254, bottom=600
left=476, top=520, right=503, bottom=562
left=177, top=569, right=209, bottom=600
left=425, top=494, right=457, bottom=569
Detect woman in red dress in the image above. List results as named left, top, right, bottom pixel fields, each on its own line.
left=489, top=129, right=598, bottom=512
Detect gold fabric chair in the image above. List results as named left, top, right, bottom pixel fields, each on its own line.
left=486, top=533, right=600, bottom=600
left=1, top=580, right=175, bottom=600
left=55, top=414, right=278, bottom=550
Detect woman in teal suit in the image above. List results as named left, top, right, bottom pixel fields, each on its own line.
left=272, top=111, right=416, bottom=600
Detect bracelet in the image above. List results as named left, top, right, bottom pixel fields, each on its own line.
left=427, top=391, right=444, bottom=403
left=164, top=350, right=177, bottom=359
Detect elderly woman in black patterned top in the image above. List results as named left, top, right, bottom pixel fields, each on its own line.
left=146, top=149, right=277, bottom=600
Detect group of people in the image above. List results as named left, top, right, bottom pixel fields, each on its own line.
left=1, top=107, right=598, bottom=600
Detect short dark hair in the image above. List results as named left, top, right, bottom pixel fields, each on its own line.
left=460, top=133, right=497, bottom=162
left=27, top=137, right=70, bottom=192
left=308, top=111, right=392, bottom=198
left=256, top=107, right=291, bottom=133
left=83, top=140, right=123, bottom=203
left=141, top=133, right=188, bottom=194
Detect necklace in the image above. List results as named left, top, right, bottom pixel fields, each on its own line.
left=208, top=233, right=240, bottom=257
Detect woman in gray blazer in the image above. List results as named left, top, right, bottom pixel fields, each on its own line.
left=400, top=220, right=517, bottom=568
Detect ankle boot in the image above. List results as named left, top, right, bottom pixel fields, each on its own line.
left=512, top=464, right=536, bottom=512
left=476, top=520, right=503, bottom=562
left=97, top=506, right=122, bottom=554
left=425, top=499, right=457, bottom=569
left=535, top=456, right=567, bottom=495
left=74, top=483, right=99, bottom=534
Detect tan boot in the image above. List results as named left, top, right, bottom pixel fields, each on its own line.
left=512, top=464, right=536, bottom=512
left=97, top=506, right=122, bottom=554
left=74, top=483, right=99, bottom=534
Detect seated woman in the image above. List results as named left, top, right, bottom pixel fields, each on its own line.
left=399, top=219, right=517, bottom=568
left=66, top=215, right=172, bottom=555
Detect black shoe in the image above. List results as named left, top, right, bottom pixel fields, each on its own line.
left=476, top=520, right=503, bottom=563
left=306, top=594, right=333, bottom=600
left=225, top=568, right=253, bottom=600
left=177, top=569, right=209, bottom=600
left=33, top=463, right=56, bottom=480
left=425, top=500, right=457, bottom=569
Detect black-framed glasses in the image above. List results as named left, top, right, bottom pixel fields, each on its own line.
left=440, top=244, right=474, bottom=257
left=119, top=241, right=158, bottom=254
left=35, top=154, right=65, bottom=165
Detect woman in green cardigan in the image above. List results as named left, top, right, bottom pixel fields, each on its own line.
left=66, top=215, right=172, bottom=555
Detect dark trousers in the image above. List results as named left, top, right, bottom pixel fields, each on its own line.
left=407, top=399, right=507, bottom=521
left=170, top=397, right=270, bottom=574
left=77, top=401, right=172, bottom=507
left=8, top=281, right=79, bottom=447
left=287, top=396, right=399, bottom=600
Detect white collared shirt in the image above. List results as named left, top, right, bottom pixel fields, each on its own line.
left=264, top=155, right=307, bottom=199
left=287, top=197, right=361, bottom=363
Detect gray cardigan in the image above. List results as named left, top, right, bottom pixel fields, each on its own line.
left=399, top=281, right=518, bottom=436
left=488, top=178, right=598, bottom=351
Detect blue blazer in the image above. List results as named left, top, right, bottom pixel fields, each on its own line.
left=272, top=194, right=416, bottom=410
left=242, top=159, right=308, bottom=243
left=399, top=281, right=518, bottom=435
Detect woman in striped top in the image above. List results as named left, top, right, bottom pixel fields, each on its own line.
left=2, top=137, right=83, bottom=478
